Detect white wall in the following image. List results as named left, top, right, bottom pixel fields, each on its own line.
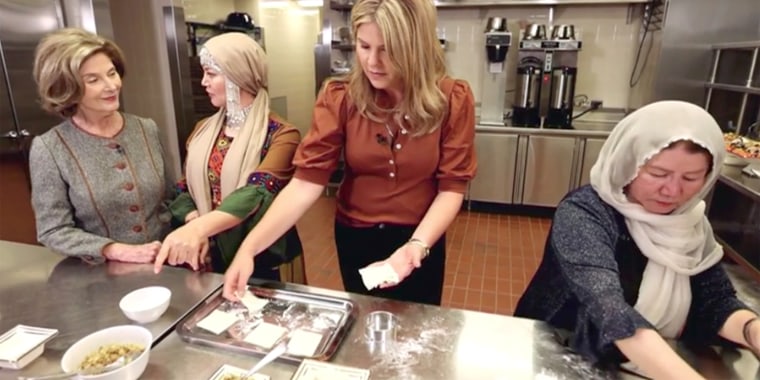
left=180, top=0, right=236, bottom=23
left=175, top=0, right=320, bottom=135
left=258, top=5, right=320, bottom=135
left=438, top=4, right=643, bottom=110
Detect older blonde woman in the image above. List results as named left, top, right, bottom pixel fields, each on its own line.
left=154, top=33, right=304, bottom=283
left=30, top=28, right=171, bottom=264
left=223, top=0, right=477, bottom=305
left=515, top=101, right=759, bottom=379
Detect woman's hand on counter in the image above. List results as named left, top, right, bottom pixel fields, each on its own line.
left=154, top=224, right=209, bottom=273
left=103, top=241, right=161, bottom=263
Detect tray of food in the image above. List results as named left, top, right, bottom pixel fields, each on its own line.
left=724, top=132, right=759, bottom=155
left=176, top=285, right=356, bottom=363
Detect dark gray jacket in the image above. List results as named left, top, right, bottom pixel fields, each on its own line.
left=515, top=185, right=748, bottom=364
left=29, top=114, right=172, bottom=262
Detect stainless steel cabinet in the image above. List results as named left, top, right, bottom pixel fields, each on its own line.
left=578, top=138, right=606, bottom=186
left=468, top=132, right=519, bottom=204
left=521, top=135, right=580, bottom=207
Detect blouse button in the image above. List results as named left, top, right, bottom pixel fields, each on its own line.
left=389, top=159, right=394, bottom=165
left=106, top=142, right=119, bottom=149
left=401, top=129, right=408, bottom=135
left=389, top=172, right=396, bottom=178
left=124, top=182, right=134, bottom=191
left=129, top=205, right=140, bottom=212
left=115, top=162, right=126, bottom=170
left=395, top=143, right=402, bottom=150
left=132, top=225, right=143, bottom=233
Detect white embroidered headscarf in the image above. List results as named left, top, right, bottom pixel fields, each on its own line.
left=185, top=33, right=270, bottom=215
left=589, top=100, right=726, bottom=338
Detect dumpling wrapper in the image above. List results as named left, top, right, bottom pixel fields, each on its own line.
left=358, top=263, right=399, bottom=290
left=244, top=322, right=288, bottom=349
left=196, top=310, right=240, bottom=335
left=287, top=329, right=323, bottom=357
left=240, top=291, right=269, bottom=313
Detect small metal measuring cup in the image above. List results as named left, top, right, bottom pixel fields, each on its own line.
left=364, top=311, right=398, bottom=343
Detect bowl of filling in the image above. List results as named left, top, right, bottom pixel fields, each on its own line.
left=61, top=325, right=152, bottom=380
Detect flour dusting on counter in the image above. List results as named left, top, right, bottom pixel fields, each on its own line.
left=361, top=315, right=455, bottom=379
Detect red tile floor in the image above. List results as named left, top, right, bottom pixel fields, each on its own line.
left=295, top=196, right=551, bottom=316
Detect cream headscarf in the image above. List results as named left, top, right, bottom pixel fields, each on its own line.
left=185, top=33, right=270, bottom=215
left=589, top=100, right=726, bottom=338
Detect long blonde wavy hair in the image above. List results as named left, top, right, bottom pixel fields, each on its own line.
left=341, top=0, right=448, bottom=136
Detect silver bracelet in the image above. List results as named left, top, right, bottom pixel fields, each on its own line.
left=407, top=238, right=430, bottom=259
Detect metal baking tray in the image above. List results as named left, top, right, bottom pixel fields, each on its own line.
left=176, top=285, right=356, bottom=362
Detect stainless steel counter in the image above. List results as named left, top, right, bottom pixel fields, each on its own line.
left=719, top=165, right=760, bottom=201
left=3, top=242, right=760, bottom=380
left=0, top=241, right=222, bottom=379
left=147, top=280, right=760, bottom=380
left=145, top=282, right=615, bottom=380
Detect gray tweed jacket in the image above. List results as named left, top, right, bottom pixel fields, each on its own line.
left=29, top=113, right=172, bottom=262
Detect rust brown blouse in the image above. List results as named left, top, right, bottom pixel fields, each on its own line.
left=293, top=78, right=477, bottom=226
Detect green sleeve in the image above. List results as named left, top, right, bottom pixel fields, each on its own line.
left=168, top=192, right=197, bottom=226
left=215, top=185, right=270, bottom=219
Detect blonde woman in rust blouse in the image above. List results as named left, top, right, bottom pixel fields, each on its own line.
left=224, top=0, right=477, bottom=305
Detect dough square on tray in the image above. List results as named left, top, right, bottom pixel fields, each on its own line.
left=196, top=310, right=240, bottom=335
left=287, top=329, right=324, bottom=357
left=244, top=322, right=288, bottom=349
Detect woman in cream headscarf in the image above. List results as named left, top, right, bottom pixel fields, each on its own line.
left=154, top=32, right=305, bottom=283
left=515, top=101, right=759, bottom=379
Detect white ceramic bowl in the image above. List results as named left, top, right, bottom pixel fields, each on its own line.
left=61, top=325, right=152, bottom=380
left=119, top=286, right=171, bottom=324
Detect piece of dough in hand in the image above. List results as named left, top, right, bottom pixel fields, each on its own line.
left=358, top=263, right=399, bottom=290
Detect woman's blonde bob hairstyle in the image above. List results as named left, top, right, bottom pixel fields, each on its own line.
left=33, top=28, right=126, bottom=118
left=339, top=0, right=447, bottom=136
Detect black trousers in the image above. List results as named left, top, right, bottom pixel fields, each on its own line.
left=334, top=222, right=445, bottom=305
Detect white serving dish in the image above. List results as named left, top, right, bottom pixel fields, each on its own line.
left=207, top=364, right=270, bottom=380
left=0, top=325, right=58, bottom=369
left=291, top=359, right=370, bottom=380
left=119, top=286, right=171, bottom=324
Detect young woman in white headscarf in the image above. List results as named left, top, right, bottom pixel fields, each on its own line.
left=153, top=33, right=305, bottom=283
left=515, top=101, right=760, bottom=379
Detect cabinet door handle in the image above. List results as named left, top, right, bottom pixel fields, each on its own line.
left=1, top=130, right=19, bottom=139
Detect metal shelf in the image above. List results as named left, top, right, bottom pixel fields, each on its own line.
left=705, top=83, right=760, bottom=96
left=331, top=42, right=354, bottom=51
left=330, top=0, right=648, bottom=10
left=705, top=43, right=760, bottom=134
left=434, top=0, right=649, bottom=7
left=711, top=40, right=760, bottom=50
left=328, top=1, right=353, bottom=11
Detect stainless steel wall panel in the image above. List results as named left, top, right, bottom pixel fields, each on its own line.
left=0, top=42, right=17, bottom=155
left=651, top=0, right=760, bottom=105
left=0, top=0, right=65, bottom=138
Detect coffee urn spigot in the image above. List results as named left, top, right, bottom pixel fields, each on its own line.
left=480, top=17, right=512, bottom=126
